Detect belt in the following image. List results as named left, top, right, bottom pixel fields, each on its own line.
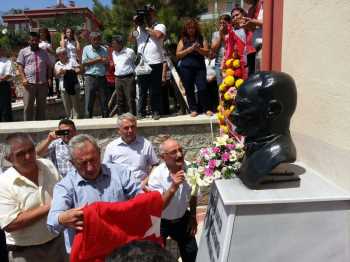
left=7, top=237, right=57, bottom=252
left=116, top=73, right=134, bottom=79
left=161, top=212, right=187, bottom=224
left=85, top=74, right=105, bottom=78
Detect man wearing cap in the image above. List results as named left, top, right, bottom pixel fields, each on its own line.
left=111, top=35, right=137, bottom=115
left=131, top=4, right=166, bottom=120
left=82, top=32, right=109, bottom=118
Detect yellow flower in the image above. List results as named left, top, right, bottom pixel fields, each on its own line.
left=220, top=125, right=229, bottom=134
left=225, top=68, right=235, bottom=76
left=223, top=75, right=235, bottom=86
left=225, top=59, right=233, bottom=68
left=223, top=109, right=232, bottom=118
left=233, top=59, right=240, bottom=68
left=235, top=78, right=244, bottom=88
left=217, top=112, right=224, bottom=122
left=219, top=83, right=227, bottom=92
left=224, top=92, right=233, bottom=101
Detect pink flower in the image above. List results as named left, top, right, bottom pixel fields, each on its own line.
left=201, top=148, right=208, bottom=155
left=204, top=167, right=213, bottom=176
left=212, top=147, right=221, bottom=153
left=226, top=144, right=236, bottom=150
left=221, top=152, right=230, bottom=162
left=208, top=159, right=217, bottom=169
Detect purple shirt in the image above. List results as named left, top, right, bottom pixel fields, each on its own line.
left=16, top=46, right=51, bottom=84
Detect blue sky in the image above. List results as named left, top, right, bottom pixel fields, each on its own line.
left=0, top=0, right=112, bottom=12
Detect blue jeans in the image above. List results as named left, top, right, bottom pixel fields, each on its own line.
left=179, top=66, right=210, bottom=113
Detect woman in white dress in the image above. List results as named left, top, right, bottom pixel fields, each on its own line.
left=60, top=27, right=81, bottom=64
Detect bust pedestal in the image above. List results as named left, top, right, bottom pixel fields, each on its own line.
left=196, top=162, right=350, bottom=262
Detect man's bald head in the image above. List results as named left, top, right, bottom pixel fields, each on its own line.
left=159, top=138, right=184, bottom=172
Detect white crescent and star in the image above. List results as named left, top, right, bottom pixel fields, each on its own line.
left=144, top=215, right=161, bottom=238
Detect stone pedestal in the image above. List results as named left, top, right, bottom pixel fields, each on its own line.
left=196, top=162, right=350, bottom=262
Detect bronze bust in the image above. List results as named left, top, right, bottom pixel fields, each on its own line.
left=232, top=71, right=297, bottom=189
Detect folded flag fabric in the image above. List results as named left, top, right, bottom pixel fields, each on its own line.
left=70, top=191, right=164, bottom=262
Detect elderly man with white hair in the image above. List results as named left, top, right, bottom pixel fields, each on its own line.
left=103, top=113, right=159, bottom=188
left=148, top=138, right=198, bottom=262
left=55, top=47, right=82, bottom=119
left=47, top=134, right=141, bottom=253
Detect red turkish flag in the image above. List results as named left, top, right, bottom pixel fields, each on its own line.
left=70, top=191, right=164, bottom=262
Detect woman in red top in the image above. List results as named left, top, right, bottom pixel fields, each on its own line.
left=243, top=0, right=263, bottom=75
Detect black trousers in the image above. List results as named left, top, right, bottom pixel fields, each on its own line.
left=137, top=63, right=162, bottom=116
left=0, top=80, right=12, bottom=122
left=0, top=229, right=8, bottom=262
left=247, top=52, right=256, bottom=76
left=161, top=211, right=198, bottom=262
left=115, top=75, right=136, bottom=115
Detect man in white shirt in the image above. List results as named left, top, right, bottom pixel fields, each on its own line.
left=132, top=4, right=166, bottom=120
left=111, top=35, right=137, bottom=115
left=0, top=47, right=13, bottom=122
left=0, top=133, right=67, bottom=262
left=148, top=138, right=198, bottom=262
left=103, top=113, right=159, bottom=188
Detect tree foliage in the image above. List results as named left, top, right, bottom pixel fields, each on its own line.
left=39, top=13, right=85, bottom=33
left=92, top=0, right=209, bottom=44
left=0, top=29, right=28, bottom=56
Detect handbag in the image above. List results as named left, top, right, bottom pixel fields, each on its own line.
left=63, top=70, right=79, bottom=95
left=135, top=56, right=152, bottom=76
left=135, top=34, right=152, bottom=76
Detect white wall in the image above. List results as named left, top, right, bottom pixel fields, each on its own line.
left=282, top=0, right=350, bottom=190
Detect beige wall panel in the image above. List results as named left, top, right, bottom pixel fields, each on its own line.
left=282, top=0, right=350, bottom=189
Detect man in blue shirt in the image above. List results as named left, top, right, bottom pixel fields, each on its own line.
left=82, top=32, right=109, bottom=118
left=47, top=134, right=140, bottom=253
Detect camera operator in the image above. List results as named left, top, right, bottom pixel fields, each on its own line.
left=36, top=119, right=77, bottom=177
left=131, top=4, right=166, bottom=120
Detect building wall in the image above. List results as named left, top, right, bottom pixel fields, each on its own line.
left=281, top=0, right=350, bottom=190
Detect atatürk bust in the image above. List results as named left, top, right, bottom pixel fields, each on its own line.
left=232, top=71, right=297, bottom=189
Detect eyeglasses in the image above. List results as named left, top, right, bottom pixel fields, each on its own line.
left=164, top=148, right=186, bottom=156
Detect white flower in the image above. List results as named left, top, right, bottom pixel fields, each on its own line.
left=233, top=162, right=241, bottom=170
left=230, top=151, right=237, bottom=162
left=213, top=170, right=221, bottom=179
left=1, top=28, right=7, bottom=35
left=214, top=135, right=229, bottom=146
left=203, top=176, right=214, bottom=185
left=197, top=166, right=205, bottom=174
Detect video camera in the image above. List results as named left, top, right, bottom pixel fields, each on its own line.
left=134, top=4, right=154, bottom=26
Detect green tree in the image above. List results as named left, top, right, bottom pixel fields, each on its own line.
left=39, top=13, right=85, bottom=33
left=92, top=0, right=208, bottom=44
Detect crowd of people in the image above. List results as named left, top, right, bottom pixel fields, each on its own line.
left=0, top=113, right=198, bottom=262
left=0, top=1, right=263, bottom=123
left=0, top=1, right=264, bottom=261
